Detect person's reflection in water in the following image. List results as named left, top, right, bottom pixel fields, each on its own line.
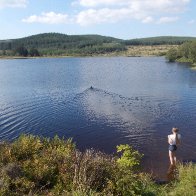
left=167, top=164, right=177, bottom=181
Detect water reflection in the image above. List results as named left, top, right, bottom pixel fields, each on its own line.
left=188, top=71, right=196, bottom=88
left=167, top=164, right=178, bottom=181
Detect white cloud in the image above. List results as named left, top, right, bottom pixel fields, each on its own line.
left=0, top=0, right=27, bottom=8
left=74, top=0, right=190, bottom=25
left=142, top=16, right=154, bottom=24
left=77, top=0, right=190, bottom=13
left=22, top=0, right=190, bottom=26
left=157, top=16, right=179, bottom=24
left=76, top=0, right=128, bottom=7
left=22, top=12, right=71, bottom=24
left=188, top=19, right=195, bottom=24
left=76, top=8, right=133, bottom=26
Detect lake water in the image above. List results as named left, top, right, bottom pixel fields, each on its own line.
left=0, top=57, right=196, bottom=179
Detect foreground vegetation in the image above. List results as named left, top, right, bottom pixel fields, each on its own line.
left=166, top=41, right=196, bottom=65
left=0, top=135, right=195, bottom=195
left=0, top=33, right=195, bottom=57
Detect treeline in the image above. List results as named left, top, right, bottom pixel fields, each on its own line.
left=0, top=46, right=40, bottom=57
left=0, top=134, right=195, bottom=195
left=124, top=36, right=196, bottom=46
left=0, top=33, right=126, bottom=56
left=166, top=41, right=196, bottom=64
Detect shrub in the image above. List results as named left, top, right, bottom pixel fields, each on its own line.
left=11, top=135, right=43, bottom=161
left=166, top=41, right=196, bottom=64
left=166, top=48, right=179, bottom=62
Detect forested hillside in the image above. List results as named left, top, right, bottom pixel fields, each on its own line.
left=0, top=33, right=125, bottom=56
left=0, top=33, right=196, bottom=57
left=124, top=36, right=196, bottom=46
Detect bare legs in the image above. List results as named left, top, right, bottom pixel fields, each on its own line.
left=169, top=150, right=177, bottom=165
left=168, top=151, right=177, bottom=181
left=174, top=153, right=177, bottom=165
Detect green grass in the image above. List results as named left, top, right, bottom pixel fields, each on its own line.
left=167, top=163, right=196, bottom=196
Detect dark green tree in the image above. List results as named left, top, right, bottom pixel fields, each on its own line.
left=179, top=42, right=190, bottom=58
left=29, top=48, right=40, bottom=57
left=189, top=41, right=196, bottom=63
left=15, top=46, right=28, bottom=57
left=2, top=50, right=6, bottom=56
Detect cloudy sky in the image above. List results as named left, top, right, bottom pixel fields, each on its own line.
left=0, top=0, right=195, bottom=39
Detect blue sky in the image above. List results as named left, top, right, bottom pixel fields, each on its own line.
left=0, top=0, right=195, bottom=39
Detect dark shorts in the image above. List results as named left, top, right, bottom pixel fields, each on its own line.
left=169, top=145, right=177, bottom=152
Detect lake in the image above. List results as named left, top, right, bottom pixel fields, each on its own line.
left=0, top=57, right=196, bottom=179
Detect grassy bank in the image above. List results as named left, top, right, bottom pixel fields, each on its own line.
left=0, top=135, right=195, bottom=195
left=124, top=45, right=178, bottom=57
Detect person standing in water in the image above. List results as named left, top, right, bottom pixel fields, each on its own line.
left=168, top=127, right=181, bottom=165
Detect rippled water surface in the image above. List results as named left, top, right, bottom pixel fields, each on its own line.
left=0, top=57, right=196, bottom=179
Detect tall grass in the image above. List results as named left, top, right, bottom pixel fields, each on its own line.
left=167, top=163, right=196, bottom=196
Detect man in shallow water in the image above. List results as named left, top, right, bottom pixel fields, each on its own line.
left=168, top=127, right=181, bottom=166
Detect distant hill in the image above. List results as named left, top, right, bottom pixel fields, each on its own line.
left=0, top=33, right=125, bottom=56
left=0, top=33, right=122, bottom=49
left=0, top=33, right=196, bottom=56
left=124, top=36, right=196, bottom=45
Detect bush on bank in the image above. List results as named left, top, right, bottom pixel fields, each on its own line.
left=166, top=41, right=196, bottom=65
left=0, top=135, right=195, bottom=195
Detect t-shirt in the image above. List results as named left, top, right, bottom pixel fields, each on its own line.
left=168, top=134, right=181, bottom=145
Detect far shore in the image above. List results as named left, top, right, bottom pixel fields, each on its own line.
left=0, top=55, right=160, bottom=59
left=0, top=45, right=178, bottom=59
left=0, top=55, right=75, bottom=59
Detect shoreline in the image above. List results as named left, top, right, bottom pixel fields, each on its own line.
left=0, top=45, right=177, bottom=59
left=0, top=54, right=163, bottom=59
